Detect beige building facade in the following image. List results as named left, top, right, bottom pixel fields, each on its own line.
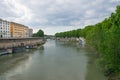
left=11, top=22, right=29, bottom=38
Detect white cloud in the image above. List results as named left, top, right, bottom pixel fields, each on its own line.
left=0, top=0, right=119, bottom=35
left=83, top=18, right=104, bottom=26
left=107, top=7, right=116, bottom=12
left=2, top=0, right=33, bottom=24
left=110, top=0, right=120, bottom=2
left=40, top=26, right=82, bottom=35
left=85, top=9, right=95, bottom=18
left=70, top=20, right=83, bottom=27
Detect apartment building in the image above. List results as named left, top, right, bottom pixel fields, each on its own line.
left=0, top=19, right=11, bottom=38
left=11, top=22, right=29, bottom=38
left=29, top=28, right=33, bottom=37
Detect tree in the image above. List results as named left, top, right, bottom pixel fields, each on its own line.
left=33, top=29, right=44, bottom=37
left=33, top=33, right=37, bottom=37
left=37, top=29, right=44, bottom=37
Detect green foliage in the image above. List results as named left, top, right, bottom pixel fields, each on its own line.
left=55, top=29, right=82, bottom=38
left=33, top=29, right=44, bottom=37
left=55, top=5, right=120, bottom=75
left=33, top=33, right=37, bottom=37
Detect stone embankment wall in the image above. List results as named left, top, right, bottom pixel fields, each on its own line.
left=56, top=37, right=86, bottom=47
left=0, top=38, right=45, bottom=49
left=56, top=37, right=85, bottom=42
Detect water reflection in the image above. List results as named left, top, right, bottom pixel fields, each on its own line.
left=0, top=40, right=107, bottom=80
left=0, top=54, right=28, bottom=75
left=0, top=47, right=45, bottom=80
left=85, top=52, right=108, bottom=80
left=38, top=46, right=44, bottom=54
left=56, top=41, right=107, bottom=80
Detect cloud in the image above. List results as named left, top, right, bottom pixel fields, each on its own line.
left=0, top=0, right=33, bottom=26
left=110, top=0, right=120, bottom=2
left=0, top=0, right=119, bottom=35
left=37, top=26, right=82, bottom=35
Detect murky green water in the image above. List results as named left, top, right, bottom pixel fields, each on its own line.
left=0, top=40, right=107, bottom=80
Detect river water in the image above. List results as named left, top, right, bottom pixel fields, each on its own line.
left=0, top=40, right=107, bottom=80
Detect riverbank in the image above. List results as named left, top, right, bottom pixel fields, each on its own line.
left=0, top=38, right=46, bottom=55
left=56, top=37, right=86, bottom=47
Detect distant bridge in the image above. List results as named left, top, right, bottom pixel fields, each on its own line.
left=45, top=35, right=55, bottom=39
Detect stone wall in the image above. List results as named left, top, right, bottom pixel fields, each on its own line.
left=0, top=38, right=45, bottom=49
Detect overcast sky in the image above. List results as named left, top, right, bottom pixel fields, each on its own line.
left=0, top=0, right=120, bottom=35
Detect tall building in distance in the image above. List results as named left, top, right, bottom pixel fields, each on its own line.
left=0, top=19, right=11, bottom=38
left=29, top=28, right=33, bottom=37
left=11, top=22, right=29, bottom=38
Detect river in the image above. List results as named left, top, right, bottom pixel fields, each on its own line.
left=0, top=40, right=107, bottom=80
